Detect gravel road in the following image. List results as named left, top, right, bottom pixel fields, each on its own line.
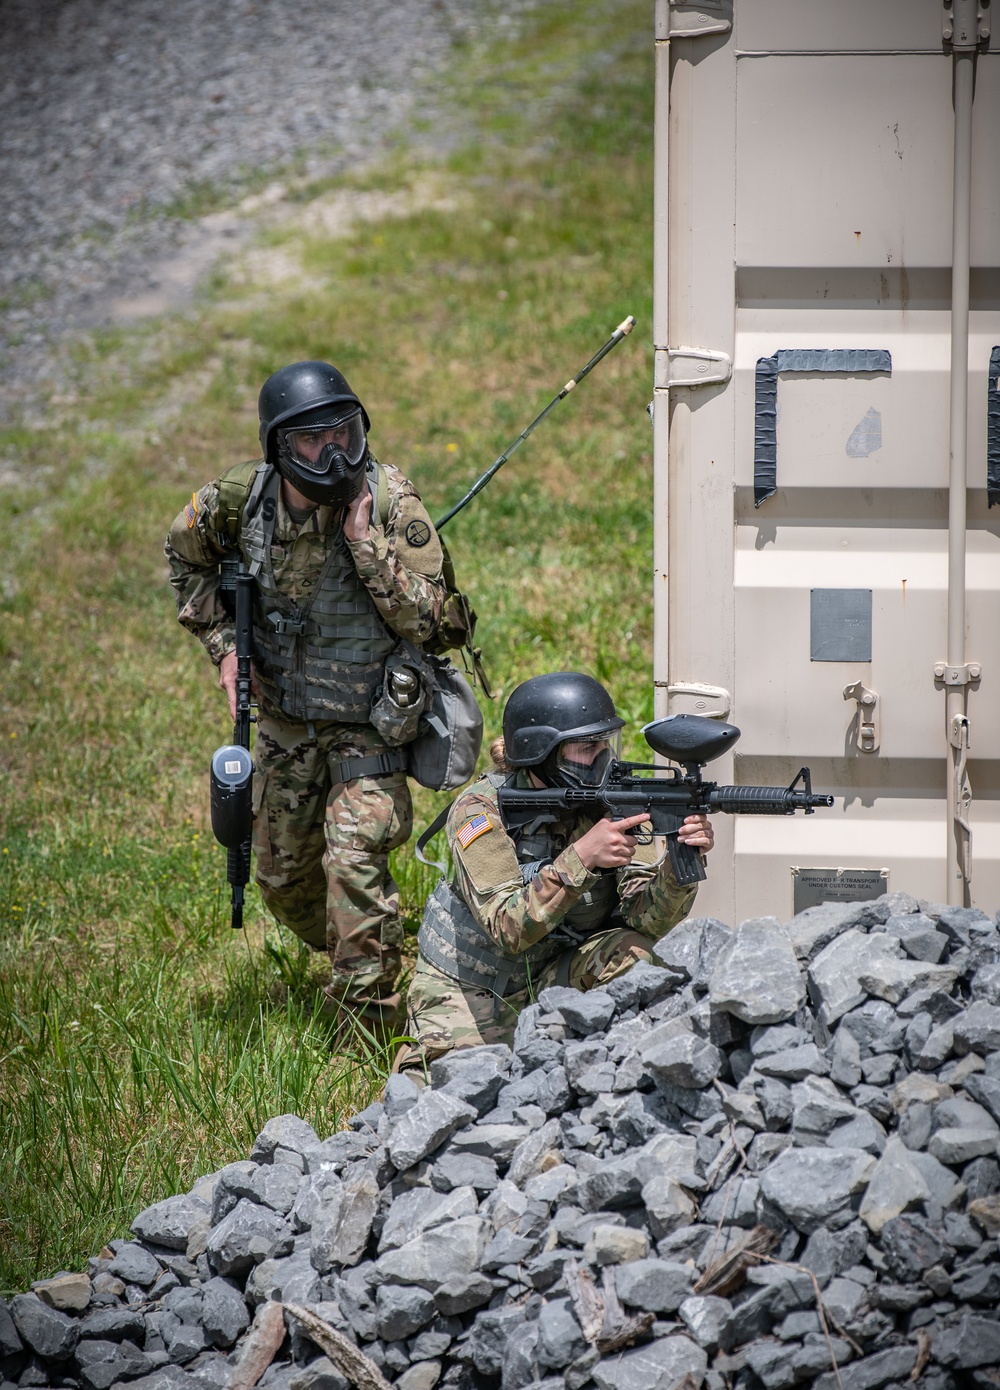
left=0, top=0, right=515, bottom=415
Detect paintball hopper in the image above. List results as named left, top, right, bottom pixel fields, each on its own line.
left=641, top=714, right=741, bottom=771
left=210, top=744, right=254, bottom=848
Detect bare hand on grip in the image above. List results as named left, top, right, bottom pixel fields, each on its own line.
left=218, top=650, right=238, bottom=721
left=574, top=813, right=655, bottom=870
left=675, top=813, right=714, bottom=853
left=574, top=811, right=714, bottom=871
left=218, top=650, right=258, bottom=722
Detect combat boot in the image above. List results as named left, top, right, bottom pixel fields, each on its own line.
left=321, top=988, right=406, bottom=1057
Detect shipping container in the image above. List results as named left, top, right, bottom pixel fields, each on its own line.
left=651, top=0, right=1000, bottom=918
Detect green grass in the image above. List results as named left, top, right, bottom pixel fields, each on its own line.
left=0, top=0, right=654, bottom=1293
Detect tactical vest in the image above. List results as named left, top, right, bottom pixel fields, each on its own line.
left=417, top=774, right=621, bottom=1005
left=238, top=463, right=396, bottom=723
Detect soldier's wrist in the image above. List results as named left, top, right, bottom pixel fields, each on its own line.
left=555, top=844, right=598, bottom=890
left=205, top=627, right=237, bottom=666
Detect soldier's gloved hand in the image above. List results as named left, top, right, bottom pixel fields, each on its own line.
left=344, top=489, right=373, bottom=544
left=574, top=813, right=652, bottom=870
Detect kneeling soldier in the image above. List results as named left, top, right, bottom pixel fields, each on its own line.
left=400, top=671, right=713, bottom=1066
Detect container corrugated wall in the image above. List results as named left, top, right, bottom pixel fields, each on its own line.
left=653, top=0, right=1000, bottom=920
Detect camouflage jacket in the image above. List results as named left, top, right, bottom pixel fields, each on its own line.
left=444, top=772, right=698, bottom=956
left=165, top=457, right=446, bottom=672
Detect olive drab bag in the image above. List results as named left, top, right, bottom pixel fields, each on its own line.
left=406, top=650, right=484, bottom=791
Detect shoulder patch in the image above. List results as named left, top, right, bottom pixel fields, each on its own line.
left=395, top=493, right=443, bottom=578
left=456, top=814, right=492, bottom=848
left=185, top=493, right=198, bottom=527
left=450, top=788, right=521, bottom=895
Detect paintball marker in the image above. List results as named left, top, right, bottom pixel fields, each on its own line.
left=209, top=563, right=255, bottom=929
left=497, top=714, right=834, bottom=887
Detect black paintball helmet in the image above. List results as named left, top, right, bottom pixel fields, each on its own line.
left=257, top=360, right=371, bottom=508
left=502, top=671, right=625, bottom=789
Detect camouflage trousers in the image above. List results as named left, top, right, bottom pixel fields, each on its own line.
left=252, top=711, right=412, bottom=1018
left=396, top=927, right=657, bottom=1073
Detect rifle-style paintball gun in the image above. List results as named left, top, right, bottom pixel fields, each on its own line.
left=497, top=714, right=834, bottom=887
left=209, top=564, right=255, bottom=929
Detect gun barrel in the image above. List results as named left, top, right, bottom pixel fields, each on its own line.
left=708, top=785, right=834, bottom=815
left=233, top=570, right=254, bottom=746
left=226, top=844, right=250, bottom=930
left=212, top=564, right=256, bottom=933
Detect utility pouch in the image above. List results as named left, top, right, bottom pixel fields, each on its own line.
left=408, top=653, right=484, bottom=791
left=369, top=643, right=430, bottom=747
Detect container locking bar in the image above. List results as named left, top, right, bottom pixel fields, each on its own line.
left=942, top=0, right=991, bottom=49
left=934, top=661, right=983, bottom=686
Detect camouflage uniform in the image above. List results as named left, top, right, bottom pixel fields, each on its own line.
left=399, top=771, right=698, bottom=1066
left=165, top=457, right=445, bottom=1023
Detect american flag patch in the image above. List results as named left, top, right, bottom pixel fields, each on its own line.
left=456, top=813, right=492, bottom=848
left=185, top=493, right=198, bottom=528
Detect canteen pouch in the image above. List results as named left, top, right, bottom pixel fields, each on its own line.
left=369, top=643, right=430, bottom=747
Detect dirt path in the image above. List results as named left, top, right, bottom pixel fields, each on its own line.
left=0, top=0, right=498, bottom=420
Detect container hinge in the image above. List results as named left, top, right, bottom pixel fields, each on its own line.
left=933, top=661, right=982, bottom=686
left=843, top=681, right=880, bottom=753
left=667, top=0, right=733, bottom=39
left=660, top=347, right=733, bottom=389
left=942, top=0, right=990, bottom=50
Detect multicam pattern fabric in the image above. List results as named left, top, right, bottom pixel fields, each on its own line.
left=399, top=772, right=699, bottom=1066
left=398, top=927, right=665, bottom=1070
left=252, top=711, right=412, bottom=1014
left=447, top=775, right=697, bottom=955
left=165, top=454, right=444, bottom=1018
left=165, top=457, right=445, bottom=670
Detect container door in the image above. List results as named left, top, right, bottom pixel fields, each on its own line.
left=656, top=0, right=1000, bottom=922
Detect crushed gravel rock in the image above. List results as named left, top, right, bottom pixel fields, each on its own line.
left=0, top=0, right=525, bottom=415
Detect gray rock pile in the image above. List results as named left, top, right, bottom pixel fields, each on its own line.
left=6, top=891, right=1000, bottom=1390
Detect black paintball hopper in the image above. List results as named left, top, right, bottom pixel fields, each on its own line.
left=642, top=714, right=741, bottom=769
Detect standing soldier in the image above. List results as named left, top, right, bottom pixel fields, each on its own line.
left=399, top=671, right=714, bottom=1067
left=166, top=360, right=446, bottom=1043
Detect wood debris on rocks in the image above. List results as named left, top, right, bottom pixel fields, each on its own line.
left=5, top=892, right=1000, bottom=1390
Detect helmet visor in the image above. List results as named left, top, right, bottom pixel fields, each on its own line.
left=554, top=732, right=621, bottom=788
left=281, top=410, right=367, bottom=474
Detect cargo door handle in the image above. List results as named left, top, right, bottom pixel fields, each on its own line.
left=843, top=682, right=880, bottom=753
